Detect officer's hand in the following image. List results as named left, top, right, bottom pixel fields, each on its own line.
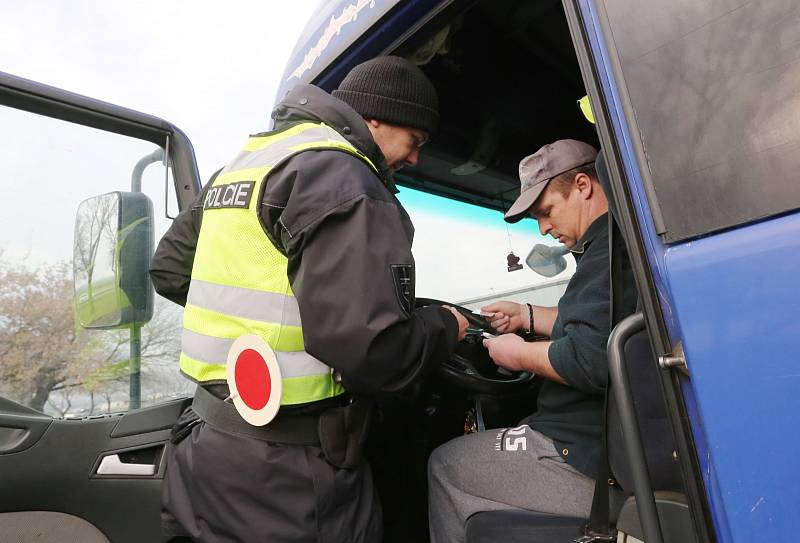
left=483, top=334, right=528, bottom=372
left=444, top=306, right=469, bottom=342
left=481, top=301, right=525, bottom=334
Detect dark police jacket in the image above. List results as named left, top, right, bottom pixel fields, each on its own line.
left=150, top=84, right=458, bottom=401
left=524, top=214, right=636, bottom=477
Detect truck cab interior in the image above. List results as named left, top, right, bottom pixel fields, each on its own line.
left=397, top=0, right=599, bottom=212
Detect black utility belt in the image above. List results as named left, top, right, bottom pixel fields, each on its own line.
left=192, top=384, right=320, bottom=444
left=191, top=385, right=373, bottom=469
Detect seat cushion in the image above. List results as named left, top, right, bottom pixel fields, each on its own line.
left=465, top=510, right=586, bottom=543
left=616, top=492, right=697, bottom=543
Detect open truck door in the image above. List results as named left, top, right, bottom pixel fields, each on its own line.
left=566, top=1, right=800, bottom=541
left=0, top=72, right=201, bottom=542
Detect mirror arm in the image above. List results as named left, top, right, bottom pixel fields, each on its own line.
left=130, top=324, right=142, bottom=410
left=131, top=148, right=165, bottom=193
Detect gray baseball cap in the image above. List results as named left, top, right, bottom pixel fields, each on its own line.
left=504, top=139, right=598, bottom=223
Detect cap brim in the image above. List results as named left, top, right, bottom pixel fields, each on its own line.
left=504, top=182, right=547, bottom=223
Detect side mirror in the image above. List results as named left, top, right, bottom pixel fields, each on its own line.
left=73, top=191, right=154, bottom=329
left=525, top=243, right=569, bottom=277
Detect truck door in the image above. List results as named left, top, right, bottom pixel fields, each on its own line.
left=566, top=1, right=800, bottom=541
left=0, top=72, right=201, bottom=542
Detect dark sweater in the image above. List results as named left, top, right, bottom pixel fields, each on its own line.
left=524, top=213, right=636, bottom=477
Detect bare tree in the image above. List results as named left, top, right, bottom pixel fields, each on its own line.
left=0, top=259, right=85, bottom=411
left=57, top=297, right=184, bottom=413
left=98, top=382, right=126, bottom=414
left=0, top=258, right=185, bottom=415
left=46, top=387, right=76, bottom=418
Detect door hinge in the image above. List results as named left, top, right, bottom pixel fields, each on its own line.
left=659, top=342, right=687, bottom=371
left=659, top=354, right=686, bottom=369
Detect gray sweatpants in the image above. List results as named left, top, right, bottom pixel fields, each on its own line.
left=428, top=425, right=595, bottom=543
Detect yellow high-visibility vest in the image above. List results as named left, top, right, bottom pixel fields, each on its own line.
left=179, top=121, right=378, bottom=406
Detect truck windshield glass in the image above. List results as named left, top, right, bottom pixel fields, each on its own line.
left=396, top=187, right=576, bottom=309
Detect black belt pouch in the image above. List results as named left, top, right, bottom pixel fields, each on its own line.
left=318, top=398, right=374, bottom=469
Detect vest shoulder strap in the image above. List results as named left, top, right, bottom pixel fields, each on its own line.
left=224, top=121, right=379, bottom=177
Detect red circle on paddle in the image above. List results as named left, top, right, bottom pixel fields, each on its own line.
left=234, top=348, right=272, bottom=410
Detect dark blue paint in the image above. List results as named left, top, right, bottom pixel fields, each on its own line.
left=313, top=0, right=444, bottom=91
left=665, top=213, right=800, bottom=542
left=276, top=0, right=444, bottom=100
left=277, top=0, right=398, bottom=99
left=581, top=1, right=800, bottom=540
left=577, top=0, right=728, bottom=539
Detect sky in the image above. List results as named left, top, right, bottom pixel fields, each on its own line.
left=0, top=1, right=320, bottom=181
left=0, top=0, right=573, bottom=304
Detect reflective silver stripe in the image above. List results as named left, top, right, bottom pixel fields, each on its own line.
left=182, top=329, right=331, bottom=378
left=187, top=279, right=302, bottom=327
left=225, top=138, right=298, bottom=172
left=276, top=350, right=332, bottom=378
left=225, top=124, right=349, bottom=173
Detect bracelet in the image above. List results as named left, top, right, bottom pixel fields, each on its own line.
left=526, top=303, right=534, bottom=335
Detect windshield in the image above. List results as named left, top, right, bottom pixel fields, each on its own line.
left=397, top=188, right=576, bottom=309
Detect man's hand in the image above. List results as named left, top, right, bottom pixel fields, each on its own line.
left=484, top=335, right=565, bottom=384
left=483, top=334, right=528, bottom=372
left=445, top=306, right=469, bottom=342
left=481, top=301, right=526, bottom=333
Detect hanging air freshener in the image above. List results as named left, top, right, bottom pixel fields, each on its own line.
left=505, top=222, right=522, bottom=272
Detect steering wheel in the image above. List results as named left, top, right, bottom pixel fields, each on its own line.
left=416, top=298, right=536, bottom=395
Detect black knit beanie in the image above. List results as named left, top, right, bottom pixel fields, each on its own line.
left=332, top=56, right=439, bottom=135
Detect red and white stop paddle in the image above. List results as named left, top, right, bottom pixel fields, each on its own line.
left=225, top=334, right=282, bottom=426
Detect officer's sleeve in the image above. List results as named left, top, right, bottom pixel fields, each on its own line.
left=149, top=174, right=216, bottom=306
left=273, top=154, right=459, bottom=397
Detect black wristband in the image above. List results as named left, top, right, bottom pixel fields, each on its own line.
left=526, top=303, right=534, bottom=335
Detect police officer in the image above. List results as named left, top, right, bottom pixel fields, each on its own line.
left=150, top=56, right=469, bottom=542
